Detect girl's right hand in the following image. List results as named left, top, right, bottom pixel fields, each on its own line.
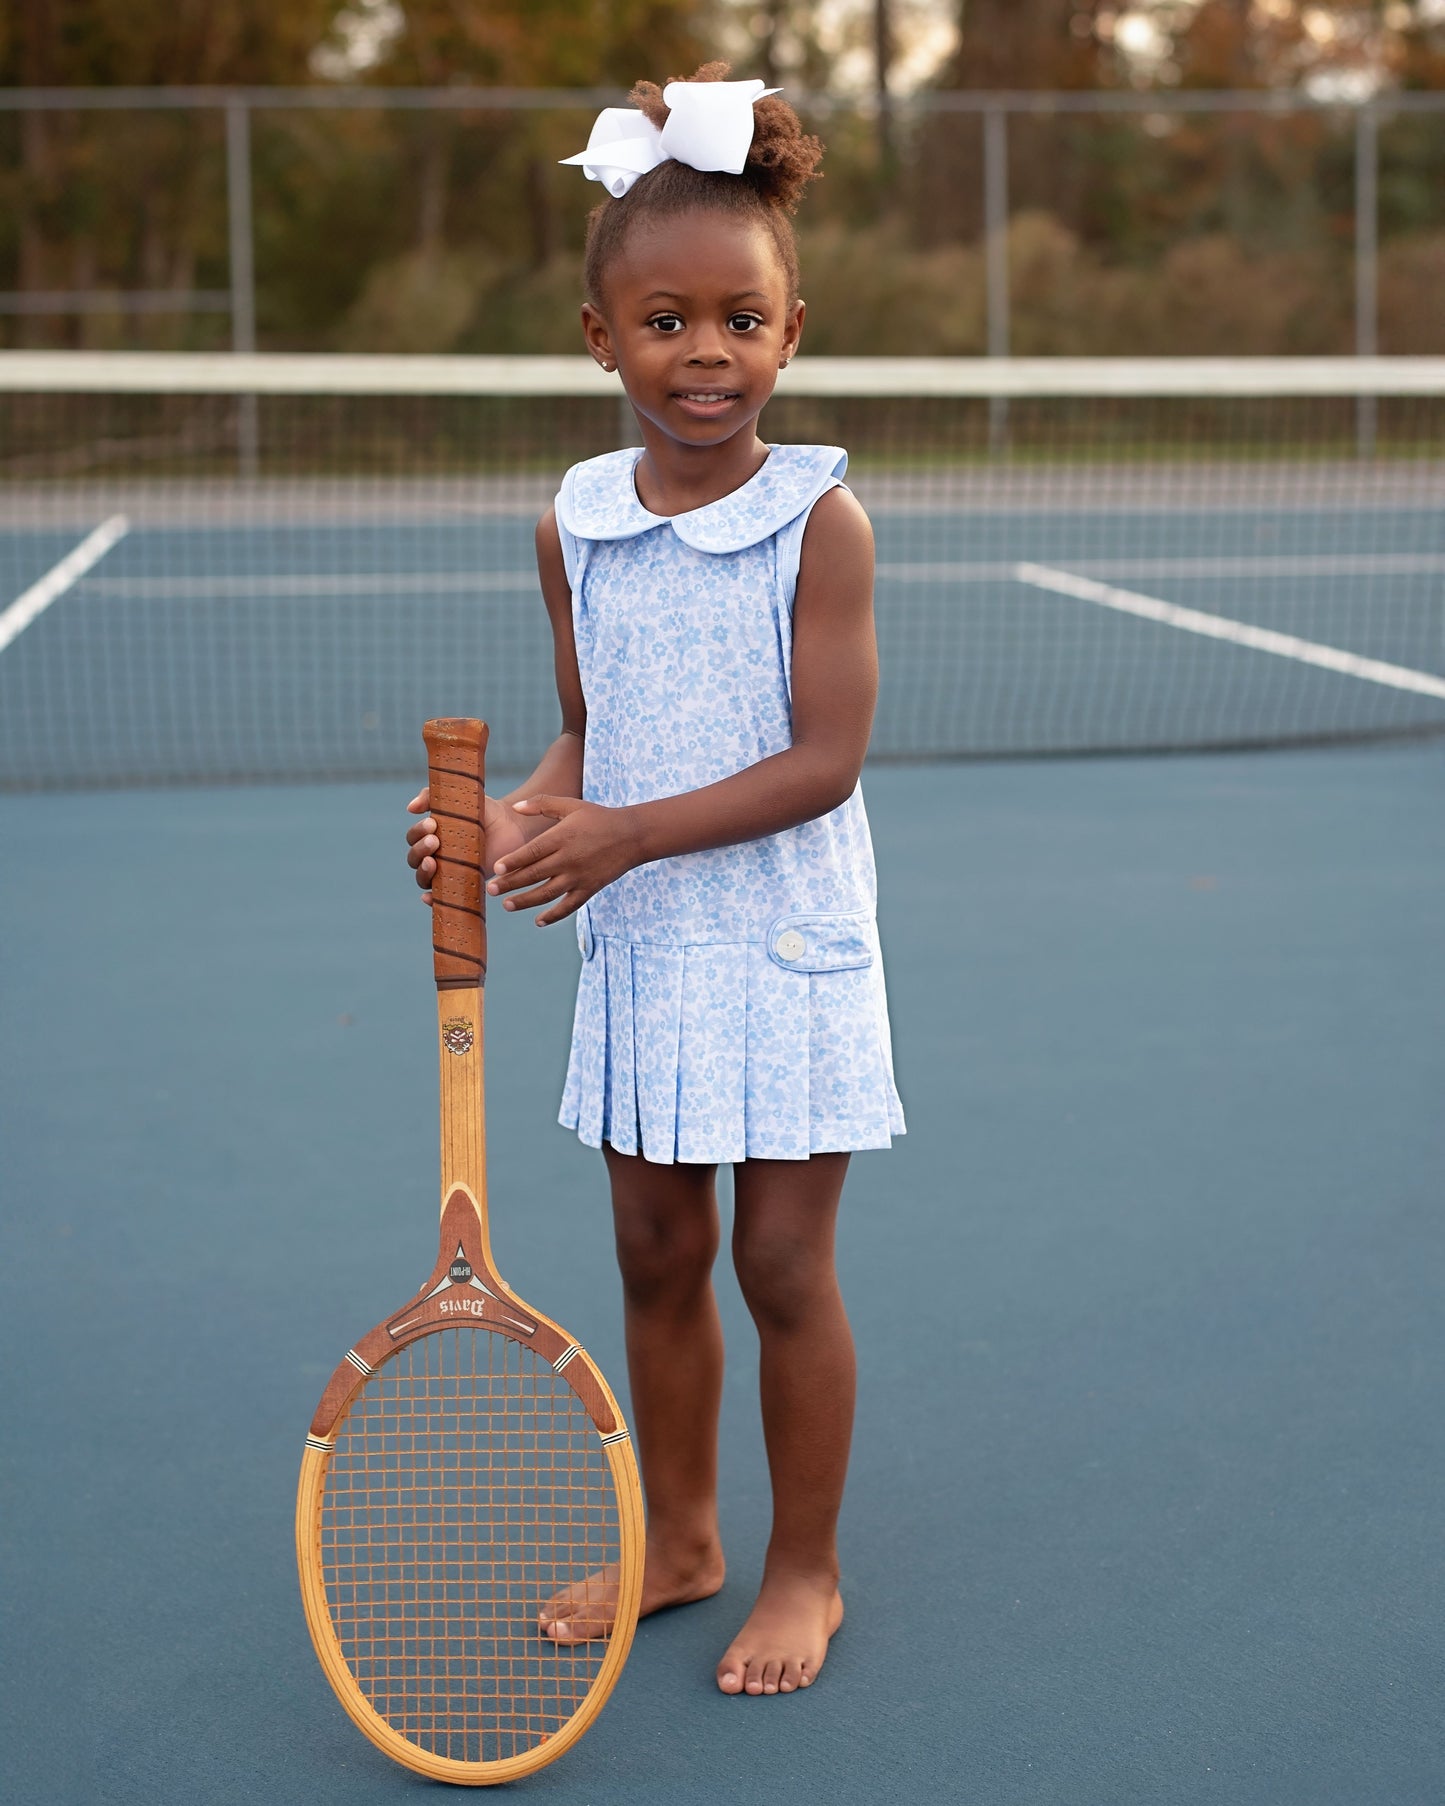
left=405, top=789, right=440, bottom=903
left=405, top=787, right=532, bottom=904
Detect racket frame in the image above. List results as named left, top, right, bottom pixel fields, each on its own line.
left=295, top=719, right=644, bottom=1785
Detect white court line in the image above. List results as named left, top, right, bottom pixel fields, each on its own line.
left=1015, top=561, right=1445, bottom=702
left=0, top=515, right=130, bottom=654
left=80, top=552, right=1445, bottom=600
left=79, top=552, right=1445, bottom=603
left=64, top=550, right=1445, bottom=607
left=879, top=553, right=1445, bottom=583
left=81, top=570, right=535, bottom=599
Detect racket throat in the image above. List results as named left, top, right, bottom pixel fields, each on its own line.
left=436, top=987, right=493, bottom=1262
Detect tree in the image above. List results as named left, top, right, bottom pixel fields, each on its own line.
left=327, top=0, right=708, bottom=264
left=0, top=0, right=712, bottom=349
left=1, top=0, right=341, bottom=345
left=940, top=0, right=1109, bottom=89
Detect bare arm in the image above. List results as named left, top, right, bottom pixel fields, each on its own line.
left=492, top=506, right=588, bottom=813
left=490, top=486, right=877, bottom=923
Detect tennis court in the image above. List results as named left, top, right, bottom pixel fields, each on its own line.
left=3, top=355, right=1444, bottom=788
left=4, top=487, right=1444, bottom=785
left=2, top=357, right=1443, bottom=1804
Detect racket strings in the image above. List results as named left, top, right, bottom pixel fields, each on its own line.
left=318, top=1326, right=621, bottom=1764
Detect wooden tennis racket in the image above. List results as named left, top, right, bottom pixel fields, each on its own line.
left=296, top=717, right=644, bottom=1784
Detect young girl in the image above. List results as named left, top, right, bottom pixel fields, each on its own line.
left=406, top=64, right=904, bottom=1699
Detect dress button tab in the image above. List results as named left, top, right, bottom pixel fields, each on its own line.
left=775, top=929, right=807, bottom=962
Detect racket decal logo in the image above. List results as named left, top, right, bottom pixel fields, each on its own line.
left=441, top=1017, right=474, bottom=1056
left=449, top=1252, right=473, bottom=1283
left=440, top=1296, right=490, bottom=1318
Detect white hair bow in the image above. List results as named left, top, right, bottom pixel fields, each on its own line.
left=560, top=79, right=781, bottom=200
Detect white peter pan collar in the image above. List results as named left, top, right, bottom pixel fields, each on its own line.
left=557, top=443, right=848, bottom=554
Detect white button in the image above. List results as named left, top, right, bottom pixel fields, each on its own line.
left=775, top=929, right=807, bottom=962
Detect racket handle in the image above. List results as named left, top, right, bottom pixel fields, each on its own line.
left=422, top=717, right=488, bottom=989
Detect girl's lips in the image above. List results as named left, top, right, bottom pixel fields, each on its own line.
left=672, top=390, right=741, bottom=418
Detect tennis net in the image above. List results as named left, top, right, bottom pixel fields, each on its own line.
left=2, top=352, right=1442, bottom=789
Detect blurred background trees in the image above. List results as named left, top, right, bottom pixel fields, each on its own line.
left=1, top=0, right=1441, bottom=354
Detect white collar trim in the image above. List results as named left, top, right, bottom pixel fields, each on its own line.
left=558, top=444, right=848, bottom=554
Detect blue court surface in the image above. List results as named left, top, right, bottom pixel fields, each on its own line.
left=3, top=744, right=1443, bottom=1805
left=2, top=481, right=1443, bottom=787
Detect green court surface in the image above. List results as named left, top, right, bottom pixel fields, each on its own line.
left=2, top=746, right=1442, bottom=1804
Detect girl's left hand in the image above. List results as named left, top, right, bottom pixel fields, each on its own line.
left=487, top=796, right=641, bottom=926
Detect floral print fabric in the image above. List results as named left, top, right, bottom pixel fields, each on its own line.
left=554, top=443, right=906, bottom=1164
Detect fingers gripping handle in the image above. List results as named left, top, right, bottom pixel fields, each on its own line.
left=422, top=718, right=488, bottom=989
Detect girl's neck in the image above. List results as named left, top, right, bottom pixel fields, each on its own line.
left=630, top=423, right=770, bottom=519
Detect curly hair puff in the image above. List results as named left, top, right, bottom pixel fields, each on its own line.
left=582, top=62, right=824, bottom=308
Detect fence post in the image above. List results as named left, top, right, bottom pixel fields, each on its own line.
left=1354, top=101, right=1378, bottom=459
left=983, top=103, right=1010, bottom=455
left=225, top=94, right=259, bottom=476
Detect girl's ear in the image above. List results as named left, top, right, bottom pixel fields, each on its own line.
left=780, top=297, right=805, bottom=368
left=580, top=302, right=618, bottom=374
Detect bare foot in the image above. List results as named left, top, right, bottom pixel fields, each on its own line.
left=539, top=1536, right=725, bottom=1643
left=715, top=1569, right=844, bottom=1696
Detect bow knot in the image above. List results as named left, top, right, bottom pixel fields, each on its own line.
left=560, top=79, right=780, bottom=199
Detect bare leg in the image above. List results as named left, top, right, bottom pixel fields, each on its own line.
left=540, top=1144, right=726, bottom=1639
left=716, top=1151, right=853, bottom=1696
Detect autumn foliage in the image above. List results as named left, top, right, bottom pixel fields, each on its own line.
left=1, top=1, right=1441, bottom=356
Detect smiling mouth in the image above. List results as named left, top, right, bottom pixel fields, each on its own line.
left=673, top=390, right=740, bottom=403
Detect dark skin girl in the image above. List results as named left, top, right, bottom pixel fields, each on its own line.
left=405, top=207, right=878, bottom=1697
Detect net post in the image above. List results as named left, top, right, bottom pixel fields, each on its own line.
left=874, top=0, right=896, bottom=180
left=225, top=93, right=260, bottom=478
left=1354, top=101, right=1379, bottom=460
left=983, top=104, right=1010, bottom=458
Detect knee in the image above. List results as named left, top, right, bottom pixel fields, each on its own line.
left=731, top=1225, right=833, bottom=1335
left=612, top=1194, right=718, bottom=1310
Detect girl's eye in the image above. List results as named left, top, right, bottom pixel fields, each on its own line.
left=648, top=314, right=684, bottom=333
left=729, top=313, right=764, bottom=333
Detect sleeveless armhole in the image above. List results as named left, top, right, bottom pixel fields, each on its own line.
left=776, top=476, right=847, bottom=615
left=557, top=520, right=583, bottom=592
left=553, top=465, right=585, bottom=594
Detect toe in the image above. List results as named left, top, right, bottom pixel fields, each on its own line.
left=760, top=1658, right=783, bottom=1696
left=778, top=1655, right=804, bottom=1694
left=716, top=1655, right=745, bottom=1695
left=743, top=1657, right=766, bottom=1696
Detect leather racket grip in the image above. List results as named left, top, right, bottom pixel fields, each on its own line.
left=422, top=717, right=488, bottom=989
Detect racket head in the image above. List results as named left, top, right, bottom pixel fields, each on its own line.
left=296, top=1186, right=644, bottom=1784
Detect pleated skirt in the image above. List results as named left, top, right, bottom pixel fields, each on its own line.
left=558, top=931, right=906, bottom=1166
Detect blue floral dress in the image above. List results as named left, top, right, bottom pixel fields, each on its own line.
left=554, top=443, right=905, bottom=1165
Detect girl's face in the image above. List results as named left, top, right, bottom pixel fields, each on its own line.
left=581, top=210, right=805, bottom=448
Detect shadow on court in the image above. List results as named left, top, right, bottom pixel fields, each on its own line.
left=2, top=745, right=1442, bottom=1806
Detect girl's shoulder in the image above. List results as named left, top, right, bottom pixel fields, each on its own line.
left=556, top=444, right=848, bottom=555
